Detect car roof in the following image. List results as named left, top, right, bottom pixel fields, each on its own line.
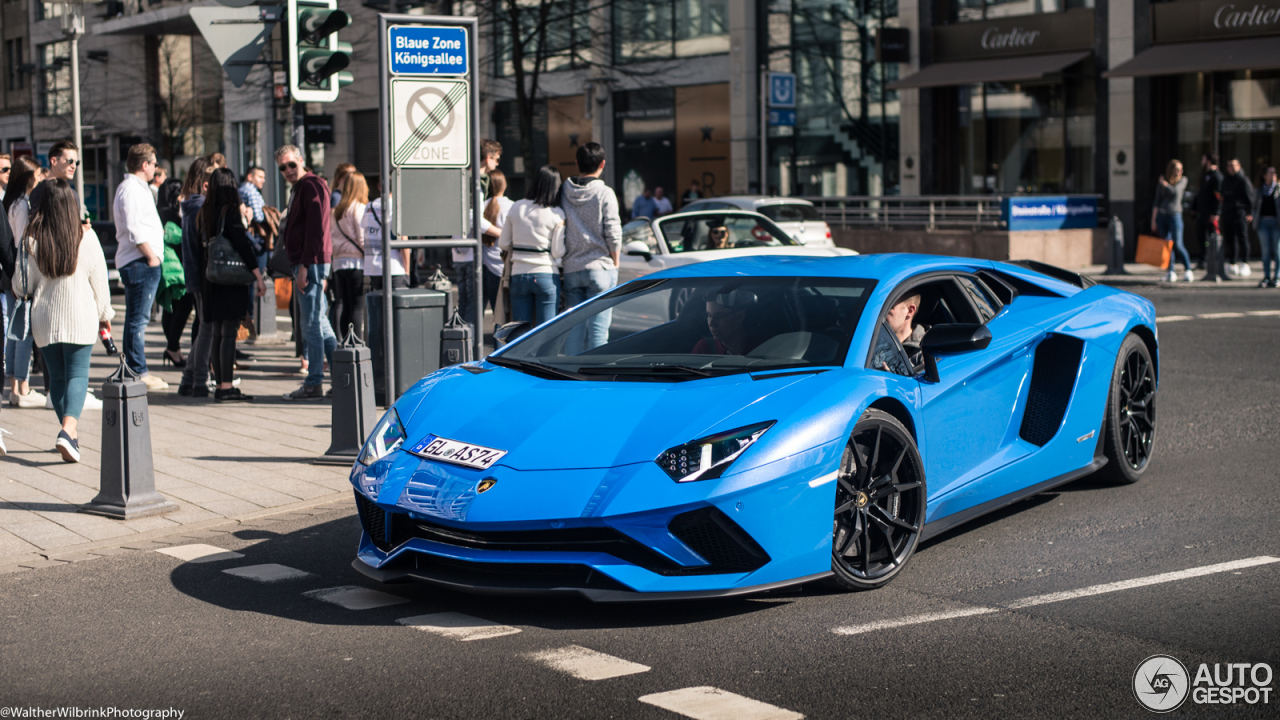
left=687, top=196, right=816, bottom=208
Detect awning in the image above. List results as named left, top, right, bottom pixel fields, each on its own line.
left=1104, top=37, right=1280, bottom=77
left=888, top=51, right=1090, bottom=90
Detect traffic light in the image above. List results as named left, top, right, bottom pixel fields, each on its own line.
left=287, top=0, right=353, bottom=102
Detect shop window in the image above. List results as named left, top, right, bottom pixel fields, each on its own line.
left=494, top=0, right=589, bottom=77
left=38, top=41, right=70, bottom=118
left=6, top=39, right=24, bottom=91
left=942, top=0, right=1092, bottom=23
left=615, top=0, right=728, bottom=64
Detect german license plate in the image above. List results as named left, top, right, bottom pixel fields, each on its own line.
left=407, top=434, right=507, bottom=470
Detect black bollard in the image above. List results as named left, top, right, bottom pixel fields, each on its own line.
left=1103, top=216, right=1128, bottom=275
left=1202, top=225, right=1226, bottom=282
left=81, top=357, right=177, bottom=519
left=319, top=325, right=376, bottom=464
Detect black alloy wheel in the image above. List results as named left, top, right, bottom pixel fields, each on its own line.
left=829, top=409, right=927, bottom=591
left=1099, top=334, right=1157, bottom=484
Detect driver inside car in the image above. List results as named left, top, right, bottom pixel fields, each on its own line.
left=707, top=224, right=729, bottom=250
left=692, top=290, right=760, bottom=355
left=872, top=293, right=925, bottom=375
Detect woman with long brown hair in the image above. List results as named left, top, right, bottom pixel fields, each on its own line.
left=481, top=168, right=512, bottom=316
left=4, top=156, right=46, bottom=407
left=17, top=179, right=113, bottom=462
left=329, top=170, right=368, bottom=340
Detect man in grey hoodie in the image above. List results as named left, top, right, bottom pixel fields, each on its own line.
left=560, top=142, right=622, bottom=353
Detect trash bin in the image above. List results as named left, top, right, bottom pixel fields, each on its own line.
left=367, top=288, right=448, bottom=405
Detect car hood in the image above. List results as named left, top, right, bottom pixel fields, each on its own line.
left=395, top=365, right=823, bottom=471
left=674, top=246, right=853, bottom=262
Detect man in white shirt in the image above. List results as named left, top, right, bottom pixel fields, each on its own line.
left=112, top=143, right=168, bottom=390
left=652, top=186, right=673, bottom=217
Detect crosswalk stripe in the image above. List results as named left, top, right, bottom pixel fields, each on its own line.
left=1247, top=310, right=1280, bottom=316
left=1156, top=315, right=1192, bottom=322
left=639, top=687, right=804, bottom=720
left=155, top=544, right=245, bottom=563
left=525, top=645, right=649, bottom=680
left=397, top=612, right=521, bottom=640
left=1198, top=312, right=1246, bottom=319
left=832, top=606, right=999, bottom=635
left=303, top=586, right=410, bottom=610
left=222, top=564, right=314, bottom=583
left=1006, top=555, right=1280, bottom=609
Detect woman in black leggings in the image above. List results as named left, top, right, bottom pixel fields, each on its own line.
left=195, top=168, right=266, bottom=402
left=157, top=179, right=197, bottom=366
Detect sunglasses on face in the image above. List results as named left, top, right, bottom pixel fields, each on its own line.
left=57, top=158, right=79, bottom=166
left=0, top=167, right=9, bottom=173
left=278, top=161, right=298, bottom=172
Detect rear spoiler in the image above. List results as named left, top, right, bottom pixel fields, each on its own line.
left=1005, top=259, right=1096, bottom=289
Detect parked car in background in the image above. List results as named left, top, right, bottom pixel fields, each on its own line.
left=618, top=210, right=854, bottom=285
left=681, top=196, right=835, bottom=248
left=91, top=220, right=121, bottom=292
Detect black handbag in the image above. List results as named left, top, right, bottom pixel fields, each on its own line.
left=205, top=209, right=256, bottom=286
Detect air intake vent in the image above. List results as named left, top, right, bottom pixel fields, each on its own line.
left=668, top=507, right=770, bottom=572
left=1020, top=334, right=1084, bottom=446
left=354, top=492, right=390, bottom=551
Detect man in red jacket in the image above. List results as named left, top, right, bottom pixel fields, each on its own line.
left=277, top=144, right=336, bottom=400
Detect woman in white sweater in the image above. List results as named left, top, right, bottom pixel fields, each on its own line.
left=16, top=179, right=114, bottom=463
left=498, top=166, right=566, bottom=327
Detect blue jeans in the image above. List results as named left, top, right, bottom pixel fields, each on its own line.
left=1157, top=212, right=1191, bottom=272
left=119, top=260, right=162, bottom=375
left=4, top=289, right=33, bottom=381
left=510, top=272, right=561, bottom=327
left=295, top=263, right=337, bottom=387
left=1258, top=217, right=1280, bottom=280
left=455, top=261, right=476, bottom=325
left=562, top=267, right=617, bottom=354
left=42, top=342, right=92, bottom=420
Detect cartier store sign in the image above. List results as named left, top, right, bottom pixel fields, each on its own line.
left=933, top=7, right=1094, bottom=62
left=1154, top=0, right=1280, bottom=44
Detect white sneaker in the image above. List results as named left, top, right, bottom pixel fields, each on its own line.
left=11, top=389, right=47, bottom=409
left=1164, top=270, right=1178, bottom=282
left=1184, top=270, right=1195, bottom=282
left=82, top=393, right=103, bottom=411
left=140, top=374, right=170, bottom=391
left=1226, top=264, right=1239, bottom=278
left=44, top=394, right=53, bottom=410
left=0, top=427, right=10, bottom=457
left=1240, top=264, right=1252, bottom=277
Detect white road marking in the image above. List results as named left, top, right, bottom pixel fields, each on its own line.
left=222, top=564, right=314, bottom=583
left=397, top=612, right=521, bottom=640
left=1156, top=315, right=1193, bottom=322
left=832, top=556, right=1279, bottom=636
left=832, top=606, right=999, bottom=636
left=525, top=645, right=650, bottom=680
left=303, top=586, right=410, bottom=610
left=155, top=544, right=245, bottom=563
left=1006, top=555, right=1280, bottom=609
left=1197, top=312, right=1246, bottom=319
left=639, top=687, right=804, bottom=720
left=807, top=471, right=838, bottom=488
left=1247, top=310, right=1280, bottom=316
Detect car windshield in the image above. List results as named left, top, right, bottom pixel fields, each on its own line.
left=492, top=276, right=875, bottom=381
left=657, top=214, right=796, bottom=253
left=758, top=203, right=821, bottom=222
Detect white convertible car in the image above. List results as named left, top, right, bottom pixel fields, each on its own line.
left=618, top=210, right=854, bottom=284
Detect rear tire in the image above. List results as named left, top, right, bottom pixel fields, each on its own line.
left=1098, top=334, right=1157, bottom=484
left=828, top=409, right=926, bottom=591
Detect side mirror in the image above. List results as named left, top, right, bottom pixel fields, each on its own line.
left=920, top=323, right=992, bottom=383
left=623, top=240, right=653, bottom=262
left=493, top=321, right=531, bottom=348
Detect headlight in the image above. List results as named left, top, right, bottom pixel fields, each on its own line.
left=358, top=409, right=406, bottom=466
left=655, top=421, right=775, bottom=483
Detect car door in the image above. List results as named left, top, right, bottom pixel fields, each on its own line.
left=618, top=218, right=668, bottom=283
left=910, top=275, right=1041, bottom=502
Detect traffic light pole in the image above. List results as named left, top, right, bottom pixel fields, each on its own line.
left=377, top=13, right=481, bottom=405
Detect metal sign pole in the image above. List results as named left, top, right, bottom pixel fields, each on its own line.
left=378, top=14, right=395, bottom=405
left=470, top=21, right=483, bottom=361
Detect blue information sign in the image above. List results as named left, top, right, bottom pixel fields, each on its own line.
left=768, top=109, right=796, bottom=127
left=388, top=26, right=468, bottom=76
left=1002, top=196, right=1097, bottom=231
left=769, top=72, right=796, bottom=108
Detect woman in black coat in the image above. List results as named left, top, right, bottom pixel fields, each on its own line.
left=196, top=168, right=265, bottom=403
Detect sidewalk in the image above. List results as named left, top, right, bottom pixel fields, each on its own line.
left=1084, top=260, right=1270, bottom=288
left=0, top=299, right=355, bottom=568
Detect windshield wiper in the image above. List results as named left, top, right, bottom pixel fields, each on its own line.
left=487, top=356, right=586, bottom=381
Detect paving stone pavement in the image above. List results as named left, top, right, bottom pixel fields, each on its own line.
left=0, top=300, right=356, bottom=566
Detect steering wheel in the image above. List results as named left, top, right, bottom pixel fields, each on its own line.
left=751, top=225, right=771, bottom=242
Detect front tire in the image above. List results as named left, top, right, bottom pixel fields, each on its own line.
left=1098, top=333, right=1157, bottom=484
left=829, top=409, right=927, bottom=591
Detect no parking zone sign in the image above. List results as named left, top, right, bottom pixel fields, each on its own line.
left=390, top=78, right=469, bottom=168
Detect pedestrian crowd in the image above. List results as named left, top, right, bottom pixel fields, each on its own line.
left=1156, top=152, right=1278, bottom=287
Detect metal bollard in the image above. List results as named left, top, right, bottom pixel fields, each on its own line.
left=1202, top=227, right=1226, bottom=282
left=319, top=325, right=376, bottom=464
left=81, top=357, right=177, bottom=519
left=1104, top=216, right=1128, bottom=275
left=250, top=275, right=283, bottom=345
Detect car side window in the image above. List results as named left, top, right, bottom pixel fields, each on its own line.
left=622, top=219, right=660, bottom=254
left=868, top=321, right=914, bottom=376
left=956, top=276, right=997, bottom=323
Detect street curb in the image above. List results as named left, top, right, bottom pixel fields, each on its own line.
left=0, top=490, right=355, bottom=569
left=1089, top=276, right=1265, bottom=289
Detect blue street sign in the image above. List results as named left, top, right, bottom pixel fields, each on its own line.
left=1002, top=196, right=1098, bottom=231
left=769, top=72, right=796, bottom=108
left=769, top=109, right=796, bottom=127
left=388, top=26, right=468, bottom=75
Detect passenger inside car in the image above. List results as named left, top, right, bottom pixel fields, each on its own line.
left=692, top=290, right=760, bottom=355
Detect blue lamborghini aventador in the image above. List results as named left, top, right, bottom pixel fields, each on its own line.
left=350, top=254, right=1158, bottom=600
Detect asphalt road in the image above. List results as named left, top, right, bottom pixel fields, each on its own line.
left=2, top=286, right=1277, bottom=720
